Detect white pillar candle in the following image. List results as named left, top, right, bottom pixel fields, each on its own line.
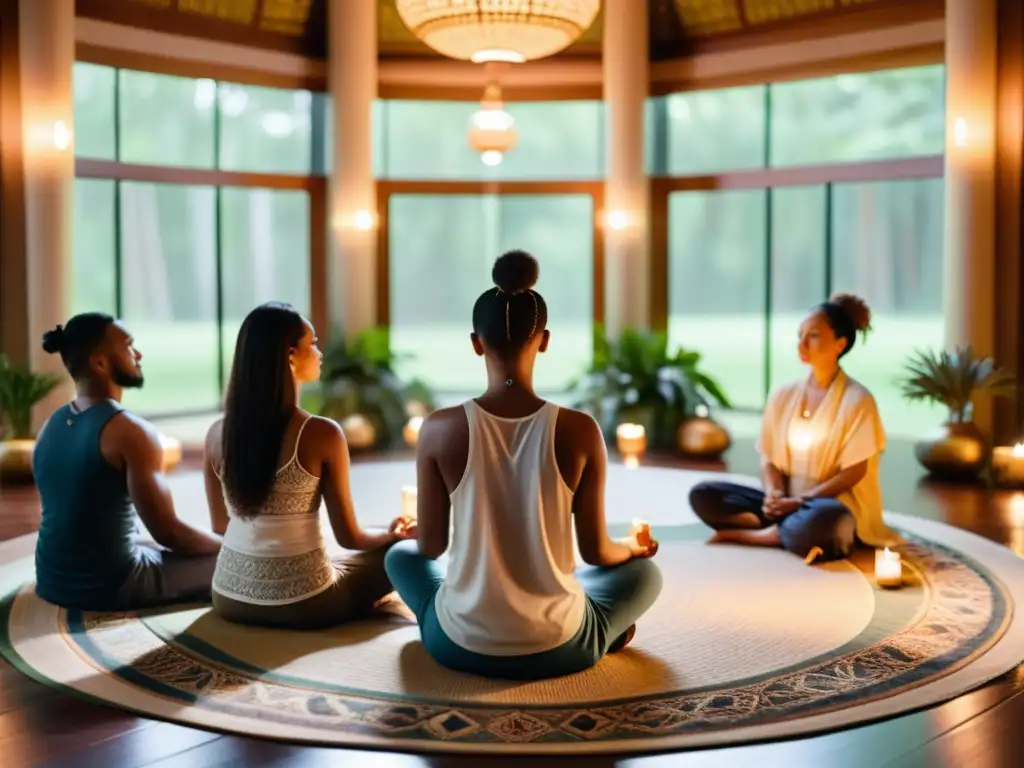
left=616, top=423, right=647, bottom=458
left=875, top=547, right=903, bottom=588
left=992, top=443, right=1024, bottom=486
left=401, top=485, right=418, bottom=522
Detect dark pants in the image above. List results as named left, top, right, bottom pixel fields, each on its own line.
left=114, top=545, right=218, bottom=610
left=212, top=547, right=394, bottom=630
left=688, top=480, right=857, bottom=562
left=385, top=540, right=663, bottom=681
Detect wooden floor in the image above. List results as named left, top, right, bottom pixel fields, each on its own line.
left=2, top=438, right=1024, bottom=767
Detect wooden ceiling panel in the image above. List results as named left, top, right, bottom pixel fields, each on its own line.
left=74, top=0, right=944, bottom=62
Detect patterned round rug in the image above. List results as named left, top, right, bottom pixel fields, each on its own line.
left=2, top=464, right=1023, bottom=755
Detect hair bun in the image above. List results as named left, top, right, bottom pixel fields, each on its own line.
left=830, top=293, right=872, bottom=334
left=492, top=250, right=539, bottom=294
left=41, top=325, right=65, bottom=354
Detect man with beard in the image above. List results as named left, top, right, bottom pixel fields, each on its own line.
left=32, top=312, right=221, bottom=611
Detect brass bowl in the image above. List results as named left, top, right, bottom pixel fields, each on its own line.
left=914, top=421, right=988, bottom=480
left=341, top=413, right=377, bottom=451
left=677, top=417, right=731, bottom=460
left=0, top=439, right=36, bottom=484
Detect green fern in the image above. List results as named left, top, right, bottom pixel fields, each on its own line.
left=0, top=355, right=62, bottom=439
left=898, top=346, right=1017, bottom=423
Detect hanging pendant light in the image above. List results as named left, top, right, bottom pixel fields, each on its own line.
left=468, top=82, right=517, bottom=166
left=394, top=1, right=601, bottom=63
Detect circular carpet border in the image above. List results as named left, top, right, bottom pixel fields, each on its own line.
left=1, top=471, right=1023, bottom=754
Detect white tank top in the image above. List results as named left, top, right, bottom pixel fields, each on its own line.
left=433, top=400, right=585, bottom=656
left=212, top=416, right=334, bottom=605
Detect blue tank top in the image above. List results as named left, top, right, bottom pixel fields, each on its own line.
left=33, top=400, right=139, bottom=609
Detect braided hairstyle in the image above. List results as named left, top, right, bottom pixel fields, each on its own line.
left=472, top=250, right=549, bottom=355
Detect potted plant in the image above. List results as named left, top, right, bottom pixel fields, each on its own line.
left=317, top=326, right=436, bottom=452
left=567, top=324, right=731, bottom=457
left=0, top=355, right=62, bottom=482
left=898, top=346, right=1017, bottom=479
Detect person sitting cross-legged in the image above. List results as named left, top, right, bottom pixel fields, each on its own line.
left=33, top=313, right=222, bottom=612
left=688, top=293, right=901, bottom=562
left=385, top=250, right=663, bottom=681
left=204, top=302, right=415, bottom=630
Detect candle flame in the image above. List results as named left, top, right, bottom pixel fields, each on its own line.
left=1013, top=443, right=1024, bottom=457
left=617, top=423, right=645, bottom=439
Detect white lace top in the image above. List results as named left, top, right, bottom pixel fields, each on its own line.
left=211, top=416, right=335, bottom=605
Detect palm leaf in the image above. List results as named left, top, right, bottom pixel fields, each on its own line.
left=0, top=355, right=62, bottom=438
left=898, top=346, right=1017, bottom=422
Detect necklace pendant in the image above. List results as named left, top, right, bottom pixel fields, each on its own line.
left=802, top=409, right=811, bottom=419
left=505, top=378, right=514, bottom=387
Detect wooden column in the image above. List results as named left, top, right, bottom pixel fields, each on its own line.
left=994, top=0, right=1024, bottom=443
left=943, top=0, right=998, bottom=436
left=603, top=0, right=650, bottom=337
left=0, top=0, right=28, bottom=366
left=327, top=0, right=377, bottom=340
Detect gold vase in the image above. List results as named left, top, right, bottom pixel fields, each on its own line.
left=676, top=417, right=731, bottom=460
left=0, top=439, right=36, bottom=483
left=158, top=433, right=182, bottom=474
left=914, top=421, right=988, bottom=480
left=340, top=414, right=377, bottom=451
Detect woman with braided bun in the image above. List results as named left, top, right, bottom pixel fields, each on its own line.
left=689, top=293, right=901, bottom=561
left=385, top=250, right=662, bottom=680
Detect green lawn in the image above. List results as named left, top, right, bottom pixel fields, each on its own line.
left=123, top=314, right=946, bottom=438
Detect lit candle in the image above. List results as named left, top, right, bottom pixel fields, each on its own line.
left=401, top=485, right=418, bottom=522
left=992, top=443, right=1024, bottom=487
left=616, top=423, right=647, bottom=459
left=403, top=416, right=424, bottom=448
left=875, top=547, right=903, bottom=588
left=631, top=518, right=652, bottom=549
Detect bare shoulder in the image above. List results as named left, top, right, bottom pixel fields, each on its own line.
left=103, top=410, right=164, bottom=467
left=421, top=405, right=468, bottom=444
left=203, top=417, right=224, bottom=456
left=302, top=413, right=346, bottom=447
left=555, top=405, right=604, bottom=450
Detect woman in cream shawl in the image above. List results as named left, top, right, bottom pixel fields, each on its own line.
left=689, top=293, right=901, bottom=561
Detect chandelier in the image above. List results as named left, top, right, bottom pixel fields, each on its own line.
left=467, top=83, right=517, bottom=166
left=394, top=1, right=601, bottom=63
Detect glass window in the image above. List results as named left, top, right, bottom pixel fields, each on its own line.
left=219, top=187, right=311, bottom=374
left=73, top=63, right=116, bottom=160
left=72, top=178, right=117, bottom=316
left=667, top=189, right=768, bottom=409
left=770, top=65, right=946, bottom=167
left=769, top=186, right=828, bottom=391
left=118, top=70, right=215, bottom=167
left=118, top=182, right=219, bottom=414
left=388, top=193, right=594, bottom=391
left=218, top=83, right=313, bottom=174
left=376, top=100, right=604, bottom=180
left=830, top=177, right=946, bottom=436
left=662, top=85, right=767, bottom=175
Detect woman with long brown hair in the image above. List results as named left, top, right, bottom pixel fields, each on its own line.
left=203, top=302, right=414, bottom=628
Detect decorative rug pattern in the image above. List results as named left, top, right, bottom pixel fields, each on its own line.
left=1, top=465, right=1023, bottom=755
